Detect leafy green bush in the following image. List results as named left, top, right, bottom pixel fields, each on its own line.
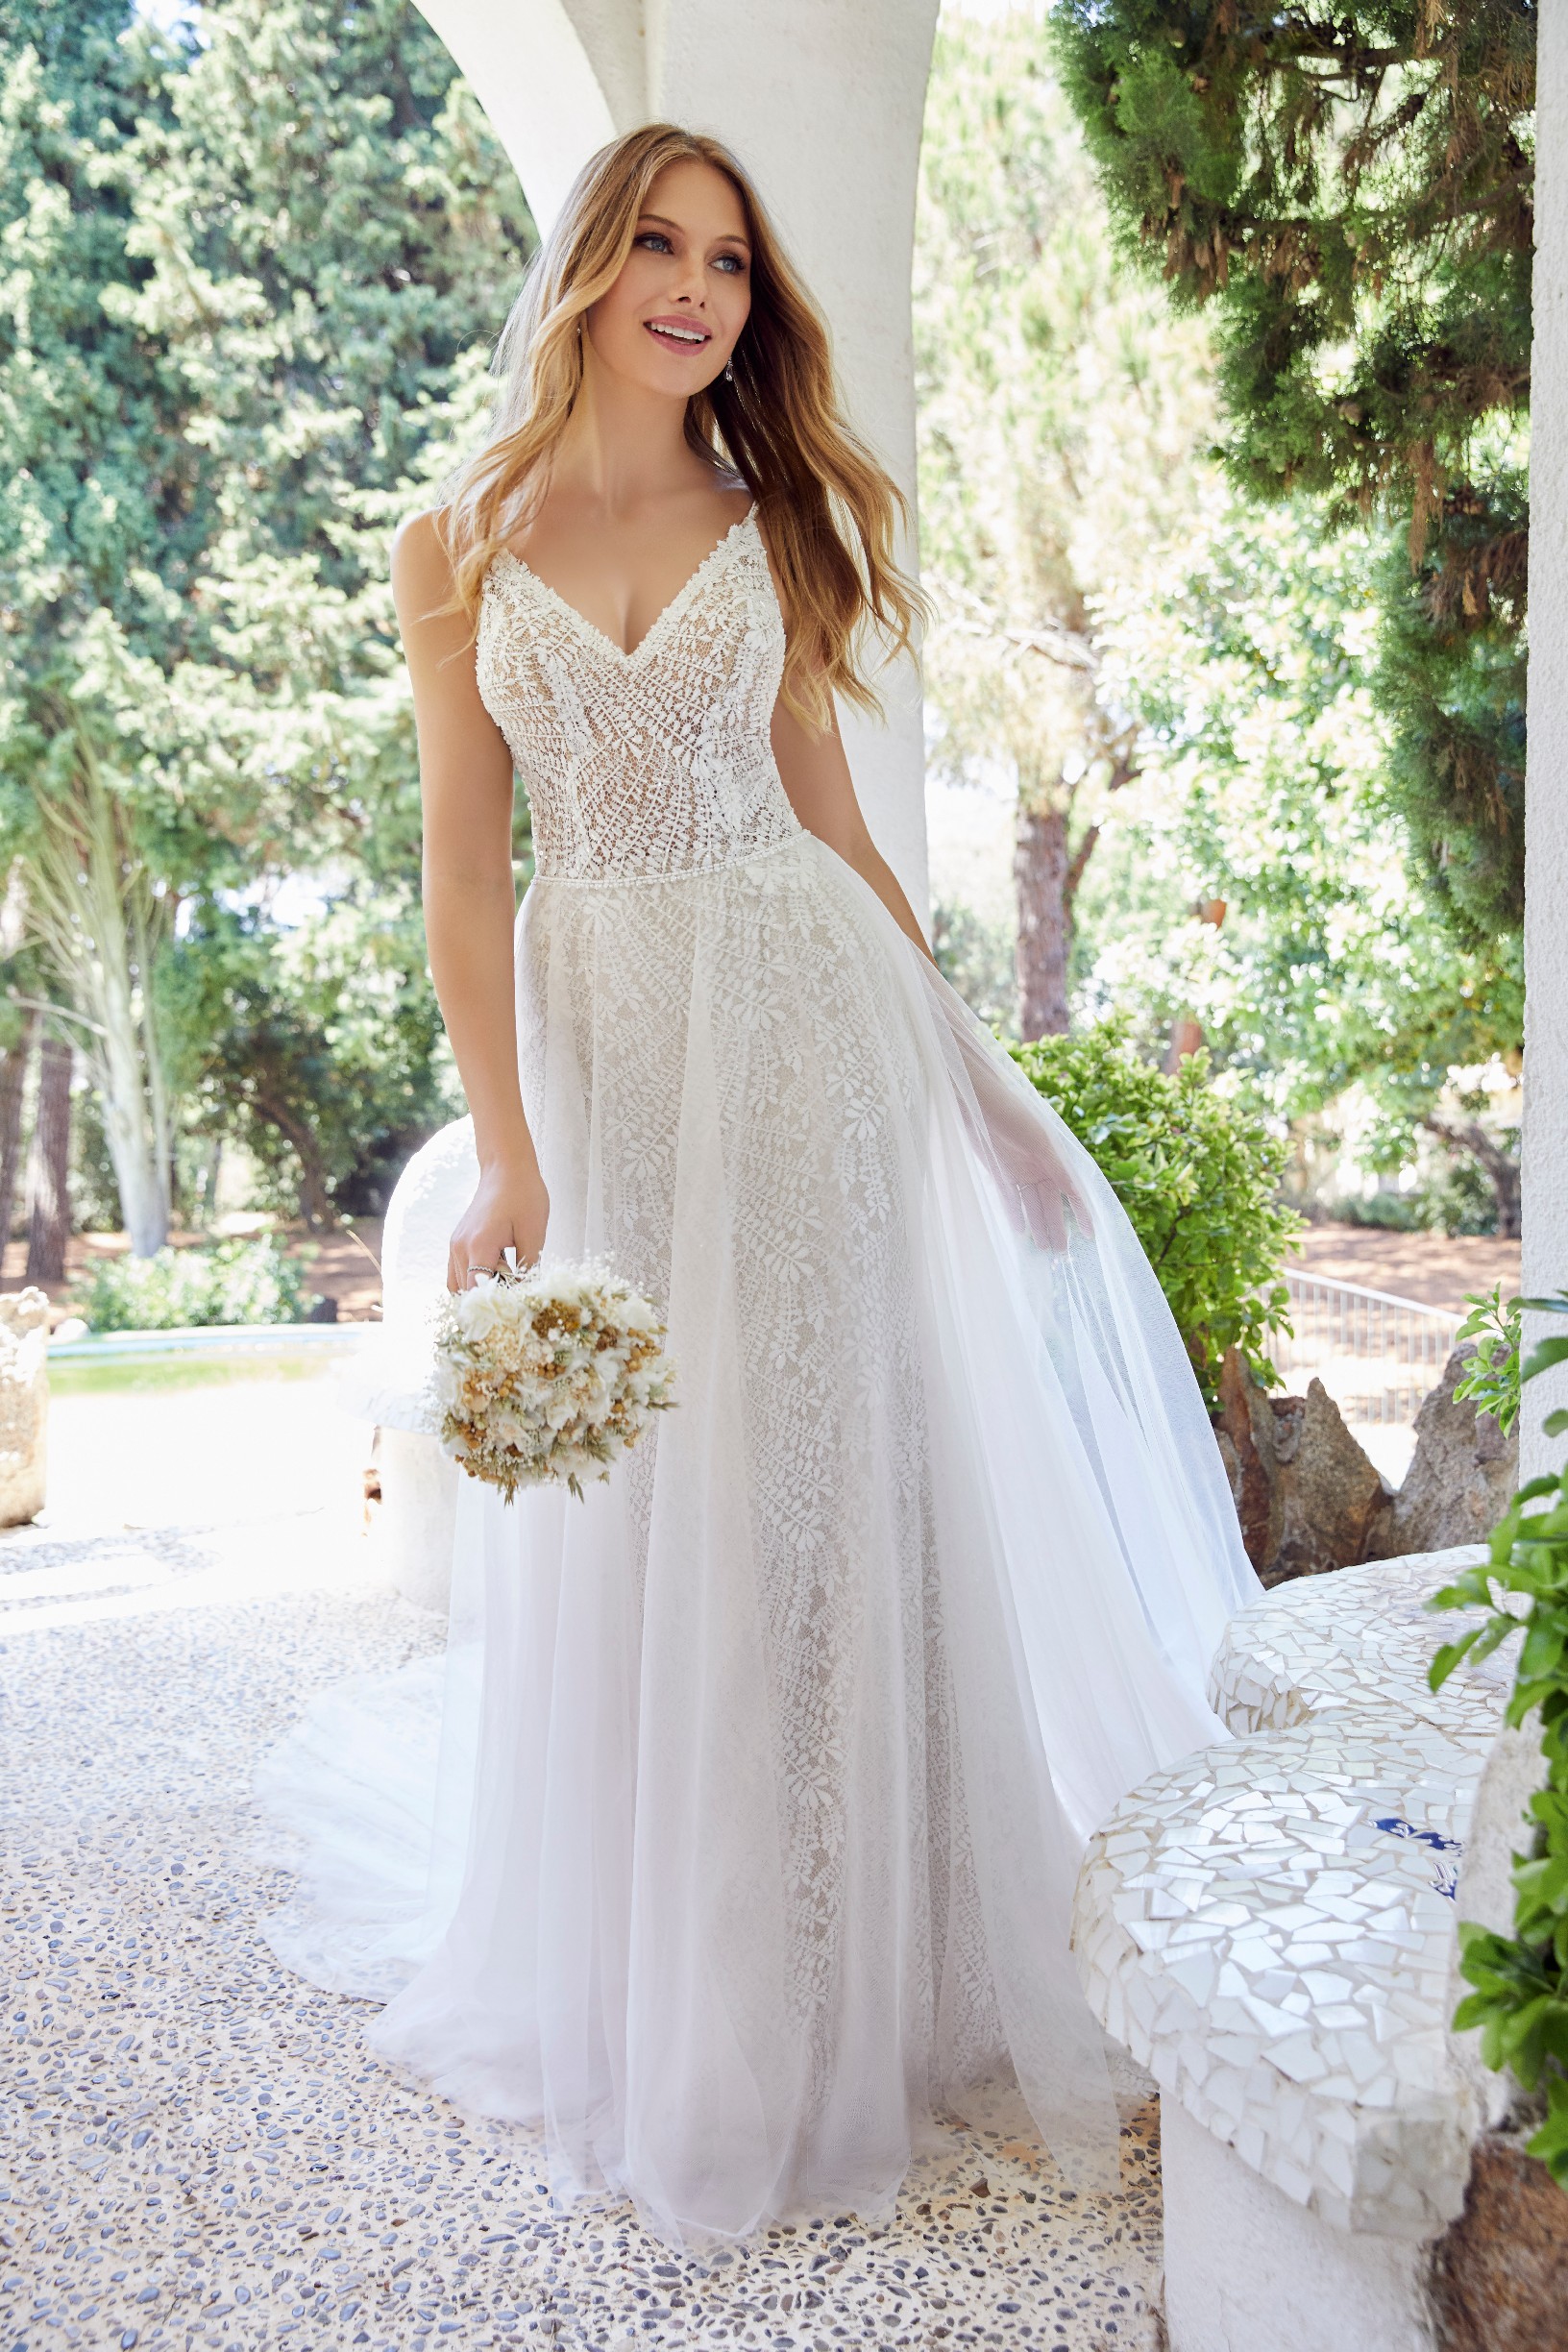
left=1432, top=1288, right=1568, bottom=2191
left=1329, top=1190, right=1431, bottom=1234
left=1426, top=1154, right=1505, bottom=1238
left=1330, top=1165, right=1506, bottom=1239
left=1009, top=1021, right=1300, bottom=1408
left=71, top=1238, right=320, bottom=1334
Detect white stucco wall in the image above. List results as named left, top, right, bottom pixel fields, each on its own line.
left=1524, top=0, right=1568, bottom=1480
left=415, top=0, right=939, bottom=919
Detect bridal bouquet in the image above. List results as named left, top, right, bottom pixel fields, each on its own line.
left=430, top=1255, right=677, bottom=1503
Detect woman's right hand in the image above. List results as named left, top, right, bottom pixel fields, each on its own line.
left=447, top=1155, right=551, bottom=1292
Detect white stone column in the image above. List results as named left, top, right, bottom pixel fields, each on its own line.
left=415, top=0, right=938, bottom=918
left=1524, top=0, right=1568, bottom=1479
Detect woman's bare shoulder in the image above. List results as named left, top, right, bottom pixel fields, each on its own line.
left=392, top=506, right=457, bottom=596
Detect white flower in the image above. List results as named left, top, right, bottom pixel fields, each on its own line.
left=431, top=1256, right=676, bottom=1506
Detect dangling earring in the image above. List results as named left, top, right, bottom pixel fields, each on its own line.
left=723, top=357, right=734, bottom=384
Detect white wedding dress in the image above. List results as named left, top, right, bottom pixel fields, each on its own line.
left=254, top=503, right=1258, bottom=2246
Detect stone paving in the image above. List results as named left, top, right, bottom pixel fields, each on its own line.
left=2, top=1372, right=1164, bottom=2350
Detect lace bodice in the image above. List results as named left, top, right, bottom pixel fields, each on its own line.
left=476, top=507, right=806, bottom=884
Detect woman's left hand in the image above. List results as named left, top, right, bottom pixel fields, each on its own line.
left=987, top=1119, right=1095, bottom=1252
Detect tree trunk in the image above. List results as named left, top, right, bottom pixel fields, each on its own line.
left=1424, top=1115, right=1522, bottom=1238
left=1015, top=799, right=1070, bottom=1040
left=25, top=1030, right=72, bottom=1285
left=88, top=1028, right=169, bottom=1258
left=1164, top=1016, right=1206, bottom=1070
left=251, top=1091, right=334, bottom=1230
left=26, top=752, right=172, bottom=1257
left=0, top=1008, right=37, bottom=1263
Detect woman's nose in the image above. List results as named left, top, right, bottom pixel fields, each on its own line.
left=670, top=257, right=706, bottom=306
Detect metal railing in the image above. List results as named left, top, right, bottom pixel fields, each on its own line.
left=1273, top=1272, right=1461, bottom=1430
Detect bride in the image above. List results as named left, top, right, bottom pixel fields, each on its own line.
left=256, top=120, right=1257, bottom=2247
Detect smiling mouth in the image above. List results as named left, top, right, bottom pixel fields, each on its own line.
left=644, top=319, right=712, bottom=352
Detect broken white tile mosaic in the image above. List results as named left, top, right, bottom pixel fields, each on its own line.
left=1206, top=1549, right=1503, bottom=1738
left=1073, top=1564, right=1501, bottom=2252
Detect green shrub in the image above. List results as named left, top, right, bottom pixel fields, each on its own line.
left=1329, top=1189, right=1430, bottom=1233
left=1426, top=1154, right=1505, bottom=1238
left=1454, top=1285, right=1524, bottom=1436
left=1331, top=1165, right=1505, bottom=1238
left=1009, top=1020, right=1300, bottom=1409
left=71, top=1237, right=320, bottom=1334
left=1431, top=1289, right=1568, bottom=2192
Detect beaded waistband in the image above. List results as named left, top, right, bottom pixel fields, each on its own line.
left=528, top=828, right=812, bottom=890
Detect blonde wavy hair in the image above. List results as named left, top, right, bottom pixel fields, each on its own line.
left=442, top=122, right=926, bottom=728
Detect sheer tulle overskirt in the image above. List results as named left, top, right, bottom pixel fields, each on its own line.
left=255, top=831, right=1255, bottom=2245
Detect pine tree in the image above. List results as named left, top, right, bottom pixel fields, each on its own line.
left=0, top=0, right=532, bottom=1244
left=1050, top=0, right=1534, bottom=948
left=119, top=0, right=534, bottom=1224
left=0, top=0, right=194, bottom=1250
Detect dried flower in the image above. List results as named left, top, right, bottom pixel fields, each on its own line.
left=429, top=1255, right=677, bottom=1504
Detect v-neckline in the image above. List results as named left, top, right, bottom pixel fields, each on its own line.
left=495, top=504, right=757, bottom=667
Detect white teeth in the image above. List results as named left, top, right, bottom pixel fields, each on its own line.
left=649, top=324, right=706, bottom=345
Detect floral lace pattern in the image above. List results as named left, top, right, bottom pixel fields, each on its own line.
left=257, top=474, right=1264, bottom=2238
left=478, top=513, right=1009, bottom=2132
left=477, top=511, right=805, bottom=884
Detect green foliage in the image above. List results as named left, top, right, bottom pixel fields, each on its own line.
left=117, top=0, right=534, bottom=1221
left=1081, top=486, right=1523, bottom=1176
left=1328, top=1166, right=1508, bottom=1239
left=1425, top=1152, right=1508, bottom=1239
left=931, top=899, right=1017, bottom=1042
left=162, top=896, right=461, bottom=1226
left=915, top=15, right=1219, bottom=1031
left=1377, top=468, right=1529, bottom=950
left=1329, top=1190, right=1429, bottom=1234
left=1050, top=0, right=1533, bottom=947
left=1084, top=488, right=1524, bottom=1140
left=1009, top=1020, right=1299, bottom=1406
left=0, top=0, right=534, bottom=1238
left=1432, top=1291, right=1568, bottom=2189
left=71, top=1237, right=319, bottom=1332
left=1455, top=1286, right=1525, bottom=1437
left=0, top=3, right=194, bottom=1243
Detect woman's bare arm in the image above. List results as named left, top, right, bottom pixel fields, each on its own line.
left=392, top=511, right=550, bottom=1286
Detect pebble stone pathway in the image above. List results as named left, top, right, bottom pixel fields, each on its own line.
left=2, top=1384, right=1164, bottom=2351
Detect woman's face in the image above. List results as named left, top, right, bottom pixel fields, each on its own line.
left=584, top=159, right=752, bottom=399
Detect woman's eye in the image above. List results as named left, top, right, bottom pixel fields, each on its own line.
left=713, top=253, right=747, bottom=275
left=636, top=232, right=673, bottom=253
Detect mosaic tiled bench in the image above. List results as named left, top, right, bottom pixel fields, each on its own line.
left=1207, top=1546, right=1512, bottom=1739
left=1070, top=1545, right=1525, bottom=2352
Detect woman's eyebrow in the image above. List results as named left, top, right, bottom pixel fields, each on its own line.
left=637, top=209, right=750, bottom=253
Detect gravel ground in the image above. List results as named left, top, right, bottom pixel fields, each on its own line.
left=1, top=1371, right=1164, bottom=2350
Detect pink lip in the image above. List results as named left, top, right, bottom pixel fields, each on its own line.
left=643, top=315, right=712, bottom=347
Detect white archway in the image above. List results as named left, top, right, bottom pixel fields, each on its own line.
left=1525, top=1, right=1568, bottom=1465
left=415, top=0, right=940, bottom=918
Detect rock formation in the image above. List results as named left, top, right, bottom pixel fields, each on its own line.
left=0, top=1286, right=49, bottom=1526
left=1368, top=1343, right=1519, bottom=1561
left=1214, top=1352, right=1394, bottom=1584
